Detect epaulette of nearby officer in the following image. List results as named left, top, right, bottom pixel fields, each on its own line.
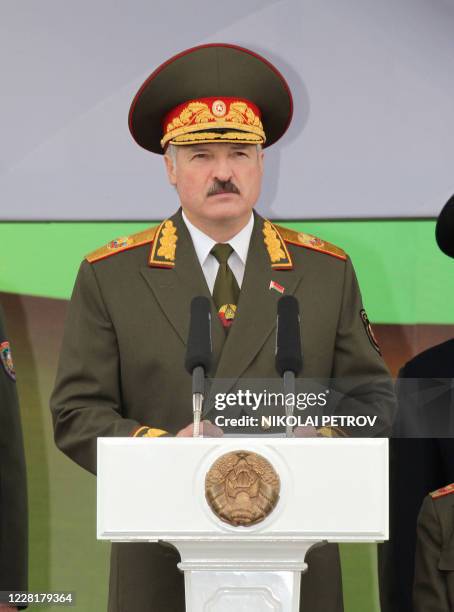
left=430, top=483, right=454, bottom=500
left=275, top=223, right=347, bottom=261
left=86, top=226, right=158, bottom=263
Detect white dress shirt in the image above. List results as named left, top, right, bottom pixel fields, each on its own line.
left=181, top=210, right=254, bottom=294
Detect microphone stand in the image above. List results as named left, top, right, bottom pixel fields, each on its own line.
left=284, top=370, right=295, bottom=438
left=185, top=296, right=212, bottom=438
left=275, top=296, right=302, bottom=439
left=192, top=365, right=205, bottom=438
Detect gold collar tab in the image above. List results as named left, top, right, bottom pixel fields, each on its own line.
left=148, top=219, right=178, bottom=268
left=263, top=220, right=293, bottom=269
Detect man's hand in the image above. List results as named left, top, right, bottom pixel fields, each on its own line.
left=176, top=420, right=223, bottom=437
left=293, top=425, right=319, bottom=438
left=0, top=605, right=19, bottom=611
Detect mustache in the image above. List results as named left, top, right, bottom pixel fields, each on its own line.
left=207, top=179, right=240, bottom=197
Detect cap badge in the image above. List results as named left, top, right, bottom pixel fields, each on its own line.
left=212, top=100, right=227, bottom=117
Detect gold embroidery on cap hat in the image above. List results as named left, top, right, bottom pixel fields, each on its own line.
left=171, top=131, right=263, bottom=145
left=161, top=100, right=265, bottom=148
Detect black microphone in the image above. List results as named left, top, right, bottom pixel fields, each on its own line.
left=436, top=195, right=454, bottom=259
left=185, top=296, right=212, bottom=436
left=275, top=295, right=303, bottom=438
left=275, top=295, right=303, bottom=376
left=185, top=296, right=212, bottom=377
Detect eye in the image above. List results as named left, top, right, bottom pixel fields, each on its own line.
left=234, top=150, right=248, bottom=157
left=191, top=153, right=209, bottom=160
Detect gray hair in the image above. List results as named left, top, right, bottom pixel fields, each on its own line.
left=165, top=142, right=262, bottom=168
left=166, top=143, right=178, bottom=166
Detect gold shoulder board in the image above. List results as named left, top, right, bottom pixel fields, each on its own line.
left=86, top=226, right=158, bottom=263
left=431, top=483, right=454, bottom=500
left=275, top=224, right=347, bottom=261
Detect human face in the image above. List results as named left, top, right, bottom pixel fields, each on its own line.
left=164, top=142, right=264, bottom=229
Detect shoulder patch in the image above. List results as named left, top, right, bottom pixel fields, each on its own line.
left=275, top=224, right=347, bottom=261
left=86, top=226, right=158, bottom=263
left=0, top=341, right=16, bottom=381
left=431, top=483, right=454, bottom=500
left=360, top=309, right=382, bottom=355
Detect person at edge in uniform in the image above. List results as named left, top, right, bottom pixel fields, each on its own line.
left=379, top=195, right=454, bottom=612
left=50, top=44, right=396, bottom=612
left=0, top=305, right=28, bottom=611
left=414, top=483, right=454, bottom=611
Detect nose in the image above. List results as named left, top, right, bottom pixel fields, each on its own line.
left=212, top=155, right=233, bottom=182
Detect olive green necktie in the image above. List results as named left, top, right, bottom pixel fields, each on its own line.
left=211, top=243, right=240, bottom=329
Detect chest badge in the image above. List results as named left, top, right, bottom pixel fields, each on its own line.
left=269, top=280, right=285, bottom=294
left=218, top=304, right=237, bottom=328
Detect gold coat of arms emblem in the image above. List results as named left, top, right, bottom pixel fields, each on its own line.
left=205, top=451, right=280, bottom=527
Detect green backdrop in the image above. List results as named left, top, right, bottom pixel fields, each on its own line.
left=2, top=219, right=453, bottom=323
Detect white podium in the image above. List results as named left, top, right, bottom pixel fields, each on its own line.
left=97, top=438, right=388, bottom=611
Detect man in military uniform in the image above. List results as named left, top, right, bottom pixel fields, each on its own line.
left=50, top=43, right=395, bottom=611
left=413, top=483, right=454, bottom=611
left=379, top=196, right=454, bottom=612
left=0, top=305, right=28, bottom=611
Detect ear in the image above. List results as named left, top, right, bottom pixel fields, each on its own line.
left=164, top=152, right=177, bottom=185
left=258, top=149, right=264, bottom=175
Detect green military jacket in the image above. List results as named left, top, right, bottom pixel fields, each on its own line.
left=414, top=484, right=454, bottom=611
left=50, top=209, right=395, bottom=612
left=0, top=304, right=28, bottom=606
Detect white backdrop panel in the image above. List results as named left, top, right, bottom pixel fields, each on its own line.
left=1, top=0, right=453, bottom=220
